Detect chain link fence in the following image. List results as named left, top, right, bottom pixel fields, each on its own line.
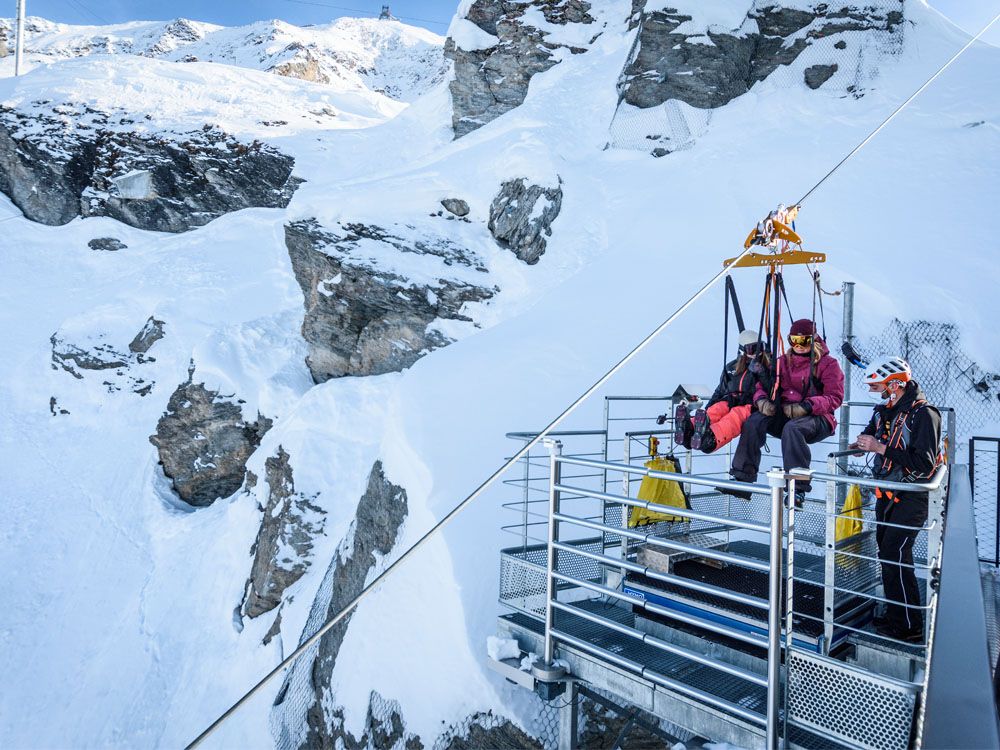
left=854, top=319, right=1000, bottom=453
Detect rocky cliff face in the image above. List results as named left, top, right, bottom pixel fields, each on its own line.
left=621, top=2, right=904, bottom=110
left=445, top=0, right=597, bottom=138
left=240, top=447, right=325, bottom=624
left=269, top=460, right=409, bottom=748
left=0, top=104, right=299, bottom=232
left=285, top=220, right=496, bottom=383
left=149, top=377, right=272, bottom=507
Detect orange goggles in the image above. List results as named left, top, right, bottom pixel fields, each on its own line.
left=788, top=334, right=813, bottom=347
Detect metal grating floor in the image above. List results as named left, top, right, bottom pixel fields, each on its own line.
left=504, top=602, right=769, bottom=718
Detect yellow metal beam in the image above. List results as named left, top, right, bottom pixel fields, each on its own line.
left=723, top=250, right=826, bottom=269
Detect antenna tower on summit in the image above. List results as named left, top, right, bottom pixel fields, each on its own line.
left=378, top=5, right=396, bottom=20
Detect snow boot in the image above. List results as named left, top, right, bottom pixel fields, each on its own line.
left=690, top=408, right=710, bottom=452
left=699, top=427, right=717, bottom=454
left=673, top=403, right=691, bottom=447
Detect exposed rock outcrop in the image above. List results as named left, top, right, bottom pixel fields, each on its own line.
left=149, top=379, right=272, bottom=507
left=240, top=447, right=325, bottom=620
left=271, top=461, right=408, bottom=747
left=285, top=220, right=496, bottom=383
left=440, top=197, right=470, bottom=217
left=0, top=103, right=300, bottom=232
left=445, top=0, right=596, bottom=138
left=488, top=178, right=563, bottom=264
left=804, top=63, right=839, bottom=89
left=50, top=316, right=163, bottom=397
left=620, top=3, right=903, bottom=110
left=88, top=237, right=127, bottom=252
left=128, top=317, right=166, bottom=354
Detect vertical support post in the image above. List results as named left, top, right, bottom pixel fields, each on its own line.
left=926, top=469, right=947, bottom=643
left=544, top=438, right=563, bottom=667
left=766, top=468, right=786, bottom=750
left=602, top=399, right=611, bottom=555
left=837, top=282, right=855, bottom=504
left=946, top=408, right=956, bottom=466
left=522, top=442, right=531, bottom=553
left=823, top=457, right=837, bottom=654
left=622, top=432, right=631, bottom=565
left=14, top=0, right=26, bottom=76
left=558, top=680, right=579, bottom=750
left=783, top=477, right=797, bottom=740
left=994, top=440, right=999, bottom=568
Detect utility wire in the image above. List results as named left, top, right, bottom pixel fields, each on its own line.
left=186, top=12, right=999, bottom=749
left=795, top=10, right=1000, bottom=206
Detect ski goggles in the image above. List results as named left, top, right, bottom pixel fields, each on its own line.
left=788, top=334, right=813, bottom=347
left=741, top=342, right=761, bottom=355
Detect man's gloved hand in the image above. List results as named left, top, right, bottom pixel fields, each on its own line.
left=755, top=398, right=777, bottom=417
left=655, top=414, right=668, bottom=425
left=783, top=401, right=812, bottom=419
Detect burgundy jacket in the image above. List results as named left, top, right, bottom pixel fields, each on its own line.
left=754, top=338, right=845, bottom=432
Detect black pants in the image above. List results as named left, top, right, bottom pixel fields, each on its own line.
left=730, top=412, right=832, bottom=493
left=875, top=493, right=928, bottom=632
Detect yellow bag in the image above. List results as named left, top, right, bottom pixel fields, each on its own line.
left=835, top=485, right=864, bottom=542
left=629, top=456, right=689, bottom=527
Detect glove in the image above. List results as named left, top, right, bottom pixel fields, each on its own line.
left=783, top=402, right=812, bottom=419
left=756, top=398, right=776, bottom=417
left=655, top=413, right=667, bottom=425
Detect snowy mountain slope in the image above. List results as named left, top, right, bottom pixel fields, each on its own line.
left=0, top=16, right=448, bottom=102
left=0, top=1, right=998, bottom=748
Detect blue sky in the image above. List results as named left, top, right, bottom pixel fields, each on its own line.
left=14, top=0, right=1000, bottom=43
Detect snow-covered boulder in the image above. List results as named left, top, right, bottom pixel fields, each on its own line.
left=149, top=378, right=273, bottom=507
left=285, top=220, right=497, bottom=383
left=488, top=177, right=563, bottom=265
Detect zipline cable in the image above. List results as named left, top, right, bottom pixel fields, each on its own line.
left=186, top=13, right=1000, bottom=749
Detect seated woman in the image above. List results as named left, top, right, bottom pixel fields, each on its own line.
left=675, top=330, right=772, bottom=453
left=728, top=319, right=845, bottom=504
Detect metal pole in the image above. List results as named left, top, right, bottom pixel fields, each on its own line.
left=766, top=468, right=786, bottom=750
left=14, top=0, right=26, bottom=77
left=522, top=444, right=530, bottom=553
left=837, top=282, right=855, bottom=504
left=544, top=439, right=563, bottom=667
left=784, top=477, right=797, bottom=739
left=558, top=680, right=579, bottom=750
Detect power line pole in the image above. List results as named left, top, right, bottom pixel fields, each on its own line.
left=14, top=0, right=26, bottom=76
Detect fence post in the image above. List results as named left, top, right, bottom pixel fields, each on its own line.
left=766, top=468, right=786, bottom=750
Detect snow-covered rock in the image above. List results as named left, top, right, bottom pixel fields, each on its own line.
left=285, top=220, right=497, bottom=383
left=445, top=0, right=598, bottom=138
left=240, top=446, right=325, bottom=625
left=488, top=177, right=563, bottom=265
left=149, top=378, right=273, bottom=507
left=620, top=1, right=904, bottom=110
left=0, top=102, right=300, bottom=231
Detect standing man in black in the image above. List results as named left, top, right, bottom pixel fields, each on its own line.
left=854, top=356, right=942, bottom=643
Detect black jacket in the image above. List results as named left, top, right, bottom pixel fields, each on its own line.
left=862, top=381, right=942, bottom=489
left=708, top=357, right=766, bottom=409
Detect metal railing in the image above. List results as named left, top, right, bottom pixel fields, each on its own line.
left=506, top=424, right=949, bottom=749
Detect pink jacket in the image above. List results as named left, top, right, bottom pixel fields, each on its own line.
left=754, top=338, right=844, bottom=432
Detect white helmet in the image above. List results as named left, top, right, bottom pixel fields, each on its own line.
left=738, top=329, right=759, bottom=348
left=864, top=356, right=911, bottom=385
